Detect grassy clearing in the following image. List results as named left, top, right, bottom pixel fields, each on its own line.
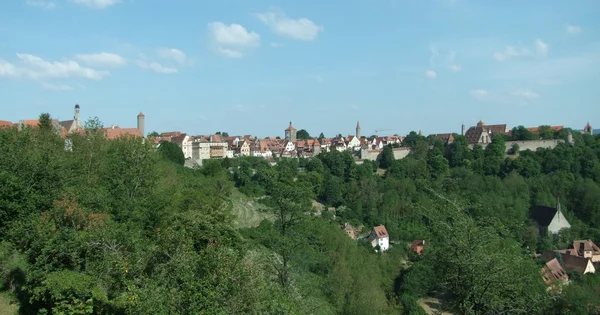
left=229, top=189, right=273, bottom=229
left=0, top=291, right=19, bottom=315
left=418, top=297, right=454, bottom=315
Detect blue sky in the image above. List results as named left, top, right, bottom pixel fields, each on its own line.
left=1, top=0, right=599, bottom=138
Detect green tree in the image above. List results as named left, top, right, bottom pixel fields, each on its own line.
left=157, top=140, right=185, bottom=165
left=296, top=129, right=311, bottom=140
left=379, top=145, right=395, bottom=169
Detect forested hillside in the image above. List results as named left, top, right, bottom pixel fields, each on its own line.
left=1, top=116, right=600, bottom=314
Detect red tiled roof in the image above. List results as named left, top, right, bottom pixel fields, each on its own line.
left=527, top=126, right=563, bottom=133
left=573, top=239, right=600, bottom=256
left=410, top=240, right=426, bottom=255
left=541, top=258, right=568, bottom=285
left=103, top=127, right=143, bottom=140
left=0, top=120, right=13, bottom=127
left=22, top=120, right=40, bottom=127
left=285, top=121, right=297, bottom=131
left=373, top=225, right=389, bottom=239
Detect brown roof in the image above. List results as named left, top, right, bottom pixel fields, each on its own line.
left=0, top=120, right=13, bottom=127
left=527, top=126, right=563, bottom=133
left=21, top=120, right=40, bottom=127
left=434, top=133, right=455, bottom=144
left=103, top=127, right=143, bottom=140
left=343, top=224, right=357, bottom=240
left=285, top=121, right=297, bottom=131
left=541, top=258, right=568, bottom=285
left=138, top=112, right=145, bottom=117
left=561, top=254, right=593, bottom=274
left=59, top=120, right=76, bottom=130
left=373, top=225, right=389, bottom=239
left=171, top=133, right=188, bottom=144
left=410, top=240, right=426, bottom=255
left=160, top=131, right=181, bottom=138
left=573, top=239, right=600, bottom=256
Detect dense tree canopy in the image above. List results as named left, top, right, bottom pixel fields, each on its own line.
left=1, top=119, right=600, bottom=314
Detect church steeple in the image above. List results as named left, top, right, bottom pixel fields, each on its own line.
left=356, top=121, right=361, bottom=138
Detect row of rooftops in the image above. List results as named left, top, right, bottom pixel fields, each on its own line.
left=1, top=105, right=144, bottom=140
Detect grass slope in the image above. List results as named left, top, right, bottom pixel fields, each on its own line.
left=229, top=189, right=273, bottom=228
left=0, top=292, right=18, bottom=315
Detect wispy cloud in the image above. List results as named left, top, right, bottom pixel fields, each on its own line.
left=309, top=74, right=324, bottom=83
left=208, top=22, right=260, bottom=58
left=256, top=10, right=323, bottom=41
left=566, top=24, right=582, bottom=36
left=26, top=0, right=55, bottom=9
left=71, top=0, right=121, bottom=9
left=157, top=48, right=188, bottom=66
left=511, top=89, right=539, bottom=101
left=0, top=53, right=109, bottom=80
left=425, top=70, right=437, bottom=80
left=136, top=60, right=177, bottom=74
left=534, top=39, right=549, bottom=57
left=447, top=51, right=462, bottom=72
left=469, top=88, right=540, bottom=103
left=469, top=89, right=489, bottom=101
left=75, top=52, right=126, bottom=67
left=41, top=82, right=73, bottom=91
left=493, top=39, right=549, bottom=61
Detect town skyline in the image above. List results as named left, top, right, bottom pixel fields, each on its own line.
left=2, top=104, right=595, bottom=139
left=1, top=1, right=599, bottom=136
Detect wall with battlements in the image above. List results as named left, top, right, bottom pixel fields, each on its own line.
left=360, top=147, right=413, bottom=161
left=468, top=139, right=564, bottom=153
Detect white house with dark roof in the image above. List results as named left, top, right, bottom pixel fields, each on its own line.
left=369, top=225, right=390, bottom=252
left=530, top=198, right=571, bottom=235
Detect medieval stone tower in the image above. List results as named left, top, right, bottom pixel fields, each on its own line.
left=584, top=122, right=593, bottom=135
left=73, top=104, right=83, bottom=130
left=285, top=121, right=297, bottom=142
left=137, top=112, right=145, bottom=137
left=356, top=121, right=361, bottom=138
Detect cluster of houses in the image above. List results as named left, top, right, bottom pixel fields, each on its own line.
left=342, top=197, right=598, bottom=289
left=152, top=121, right=404, bottom=162
left=0, top=104, right=145, bottom=141
left=3, top=105, right=594, bottom=164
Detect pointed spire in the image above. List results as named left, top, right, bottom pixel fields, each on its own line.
left=356, top=121, right=361, bottom=129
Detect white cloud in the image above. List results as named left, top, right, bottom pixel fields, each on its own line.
left=0, top=59, right=19, bottom=77
left=71, top=0, right=120, bottom=9
left=493, top=39, right=549, bottom=61
left=6, top=53, right=109, bottom=80
left=425, top=70, right=437, bottom=79
left=26, top=0, right=55, bottom=9
left=429, top=44, right=439, bottom=68
left=449, top=64, right=462, bottom=72
left=136, top=60, right=177, bottom=74
left=41, top=82, right=73, bottom=91
left=256, top=10, right=323, bottom=41
left=75, top=52, right=126, bottom=67
left=309, top=74, right=324, bottom=83
left=470, top=89, right=489, bottom=101
left=208, top=22, right=260, bottom=58
left=270, top=42, right=283, bottom=48
left=493, top=46, right=530, bottom=61
left=566, top=24, right=581, bottom=36
left=512, top=89, right=539, bottom=101
left=157, top=48, right=187, bottom=66
left=535, top=39, right=549, bottom=57
left=446, top=50, right=462, bottom=72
